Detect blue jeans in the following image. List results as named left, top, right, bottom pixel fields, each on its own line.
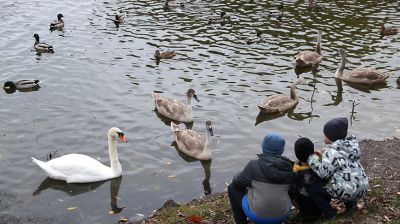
left=242, top=195, right=289, bottom=224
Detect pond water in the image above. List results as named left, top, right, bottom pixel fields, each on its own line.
left=0, top=0, right=399, bottom=223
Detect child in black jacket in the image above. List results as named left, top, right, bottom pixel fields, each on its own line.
left=289, top=137, right=336, bottom=220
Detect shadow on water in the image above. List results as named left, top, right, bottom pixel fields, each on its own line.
left=154, top=109, right=194, bottom=130
left=171, top=141, right=212, bottom=195
left=33, top=176, right=125, bottom=214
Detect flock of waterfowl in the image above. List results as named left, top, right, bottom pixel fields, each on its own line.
left=3, top=0, right=399, bottom=185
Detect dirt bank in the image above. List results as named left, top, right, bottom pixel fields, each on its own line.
left=134, top=138, right=400, bottom=224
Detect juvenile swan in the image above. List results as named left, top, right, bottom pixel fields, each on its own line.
left=258, top=78, right=309, bottom=114
left=335, top=49, right=390, bottom=85
left=152, top=89, right=199, bottom=123
left=32, top=127, right=127, bottom=183
left=171, top=120, right=214, bottom=161
left=295, top=30, right=322, bottom=67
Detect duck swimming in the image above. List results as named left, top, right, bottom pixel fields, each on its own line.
left=295, top=30, right=322, bottom=67
left=33, top=34, right=54, bottom=53
left=171, top=120, right=214, bottom=161
left=247, top=30, right=263, bottom=44
left=380, top=24, right=398, bottom=37
left=154, top=50, right=176, bottom=60
left=113, top=13, right=125, bottom=28
left=308, top=0, right=322, bottom=11
left=208, top=11, right=230, bottom=24
left=152, top=89, right=199, bottom=123
left=164, top=0, right=184, bottom=8
left=49, top=14, right=64, bottom=31
left=258, top=78, right=310, bottom=114
left=268, top=3, right=284, bottom=18
left=32, top=127, right=127, bottom=183
left=3, top=80, right=40, bottom=93
left=335, top=49, right=390, bottom=85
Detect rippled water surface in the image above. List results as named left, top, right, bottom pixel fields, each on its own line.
left=0, top=0, right=399, bottom=223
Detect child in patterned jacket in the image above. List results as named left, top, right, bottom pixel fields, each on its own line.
left=308, top=117, right=369, bottom=214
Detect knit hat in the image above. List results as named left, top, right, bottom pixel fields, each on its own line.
left=294, top=137, right=314, bottom=162
left=323, top=117, right=348, bottom=142
left=261, top=132, right=285, bottom=155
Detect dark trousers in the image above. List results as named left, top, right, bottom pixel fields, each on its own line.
left=228, top=183, right=247, bottom=224
left=307, top=181, right=336, bottom=218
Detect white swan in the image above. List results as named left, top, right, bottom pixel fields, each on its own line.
left=152, top=89, right=199, bottom=123
left=171, top=120, right=214, bottom=161
left=32, top=127, right=127, bottom=183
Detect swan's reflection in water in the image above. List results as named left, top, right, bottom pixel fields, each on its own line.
left=154, top=109, right=193, bottom=130
left=172, top=141, right=212, bottom=195
left=33, top=176, right=125, bottom=214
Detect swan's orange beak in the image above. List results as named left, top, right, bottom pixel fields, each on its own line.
left=119, top=135, right=127, bottom=143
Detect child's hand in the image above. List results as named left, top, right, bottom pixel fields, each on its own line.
left=314, top=150, right=322, bottom=158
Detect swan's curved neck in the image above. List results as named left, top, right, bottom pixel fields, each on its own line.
left=108, top=135, right=121, bottom=173
left=335, top=52, right=346, bottom=79
left=315, top=32, right=322, bottom=55
left=202, top=128, right=212, bottom=155
left=290, top=80, right=302, bottom=100
left=186, top=95, right=193, bottom=117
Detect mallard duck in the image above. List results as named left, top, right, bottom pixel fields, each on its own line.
left=3, top=80, right=40, bottom=91
left=380, top=24, right=398, bottom=37
left=308, top=0, right=322, bottom=11
left=33, top=34, right=54, bottom=53
left=208, top=11, right=229, bottom=24
left=258, top=78, right=310, bottom=113
left=164, top=0, right=184, bottom=8
left=295, top=30, right=322, bottom=67
left=171, top=120, right=214, bottom=161
left=32, top=127, right=127, bottom=183
left=335, top=49, right=390, bottom=85
left=154, top=50, right=176, bottom=60
left=246, top=30, right=263, bottom=44
left=152, top=89, right=199, bottom=123
left=49, top=14, right=64, bottom=31
left=113, top=13, right=125, bottom=28
left=268, top=3, right=284, bottom=18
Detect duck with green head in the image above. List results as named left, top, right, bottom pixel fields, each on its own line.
left=3, top=80, right=40, bottom=94
left=33, top=34, right=54, bottom=53
left=50, top=14, right=64, bottom=31
left=247, top=30, right=263, bottom=44
left=208, top=11, right=230, bottom=24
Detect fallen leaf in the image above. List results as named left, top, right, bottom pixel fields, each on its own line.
left=187, top=214, right=202, bottom=223
left=67, top=207, right=78, bottom=211
left=57, top=198, right=64, bottom=202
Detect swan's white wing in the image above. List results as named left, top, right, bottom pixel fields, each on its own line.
left=34, top=154, right=113, bottom=183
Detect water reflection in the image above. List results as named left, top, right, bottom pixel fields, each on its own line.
left=33, top=177, right=125, bottom=214
left=171, top=141, right=212, bottom=195
left=33, top=178, right=107, bottom=197
left=324, top=78, right=343, bottom=106
left=154, top=109, right=193, bottom=130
